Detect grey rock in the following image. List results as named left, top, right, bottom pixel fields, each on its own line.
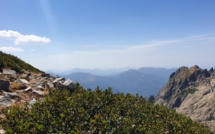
left=18, top=79, right=29, bottom=84
left=55, top=82, right=64, bottom=89
left=0, top=79, right=10, bottom=92
left=32, top=90, right=44, bottom=95
left=3, top=69, right=17, bottom=78
left=63, top=79, right=75, bottom=87
left=36, top=85, right=44, bottom=90
left=21, top=74, right=27, bottom=78
left=53, top=77, right=65, bottom=83
left=3, top=92, right=20, bottom=99
left=0, top=95, right=12, bottom=107
left=55, top=79, right=76, bottom=91
left=47, top=82, right=54, bottom=89
left=35, top=81, right=46, bottom=87
left=24, top=87, right=32, bottom=92
left=28, top=98, right=37, bottom=108
left=63, top=79, right=76, bottom=91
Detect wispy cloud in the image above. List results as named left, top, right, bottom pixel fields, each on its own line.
left=80, top=35, right=215, bottom=52
left=0, top=30, right=51, bottom=45
left=0, top=47, right=23, bottom=52
left=112, top=35, right=215, bottom=51
left=31, top=35, right=215, bottom=70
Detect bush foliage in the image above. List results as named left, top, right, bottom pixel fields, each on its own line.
left=0, top=85, right=212, bottom=133
left=0, top=51, right=42, bottom=73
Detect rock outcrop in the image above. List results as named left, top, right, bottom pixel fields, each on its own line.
left=156, top=65, right=215, bottom=132
left=0, top=69, right=76, bottom=108
left=54, top=78, right=76, bottom=92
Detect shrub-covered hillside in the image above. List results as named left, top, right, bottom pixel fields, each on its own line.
left=0, top=85, right=212, bottom=133
left=0, top=51, right=42, bottom=73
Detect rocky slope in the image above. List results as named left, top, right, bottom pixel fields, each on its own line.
left=0, top=52, right=76, bottom=133
left=0, top=69, right=76, bottom=108
left=156, top=65, right=215, bottom=132
left=0, top=51, right=76, bottom=108
left=0, top=69, right=76, bottom=133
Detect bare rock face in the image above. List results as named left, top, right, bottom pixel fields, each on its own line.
left=156, top=66, right=215, bottom=132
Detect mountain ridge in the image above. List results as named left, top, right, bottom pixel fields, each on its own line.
left=64, top=67, right=176, bottom=97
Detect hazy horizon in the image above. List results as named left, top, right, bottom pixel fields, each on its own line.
left=0, top=1, right=215, bottom=70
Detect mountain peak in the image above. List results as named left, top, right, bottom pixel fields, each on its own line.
left=169, top=65, right=211, bottom=81
left=156, top=65, right=215, bottom=132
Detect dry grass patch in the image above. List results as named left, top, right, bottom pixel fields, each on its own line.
left=10, top=82, right=26, bottom=91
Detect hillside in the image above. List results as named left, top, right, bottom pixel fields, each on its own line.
left=64, top=68, right=175, bottom=97
left=0, top=53, right=78, bottom=133
left=156, top=65, right=215, bottom=132
left=0, top=52, right=212, bottom=133
left=0, top=51, right=42, bottom=73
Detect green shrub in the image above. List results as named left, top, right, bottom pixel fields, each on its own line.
left=0, top=85, right=212, bottom=133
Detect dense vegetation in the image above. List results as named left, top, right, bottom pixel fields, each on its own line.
left=0, top=85, right=211, bottom=133
left=0, top=51, right=42, bottom=73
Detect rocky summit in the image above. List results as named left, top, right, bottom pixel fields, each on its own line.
left=156, top=65, right=215, bottom=132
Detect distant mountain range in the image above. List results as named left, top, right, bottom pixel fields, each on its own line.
left=47, top=68, right=129, bottom=76
left=64, top=67, right=176, bottom=97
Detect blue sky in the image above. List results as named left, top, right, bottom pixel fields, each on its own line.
left=0, top=0, right=215, bottom=71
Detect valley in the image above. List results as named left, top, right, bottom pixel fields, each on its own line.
left=63, top=68, right=175, bottom=97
